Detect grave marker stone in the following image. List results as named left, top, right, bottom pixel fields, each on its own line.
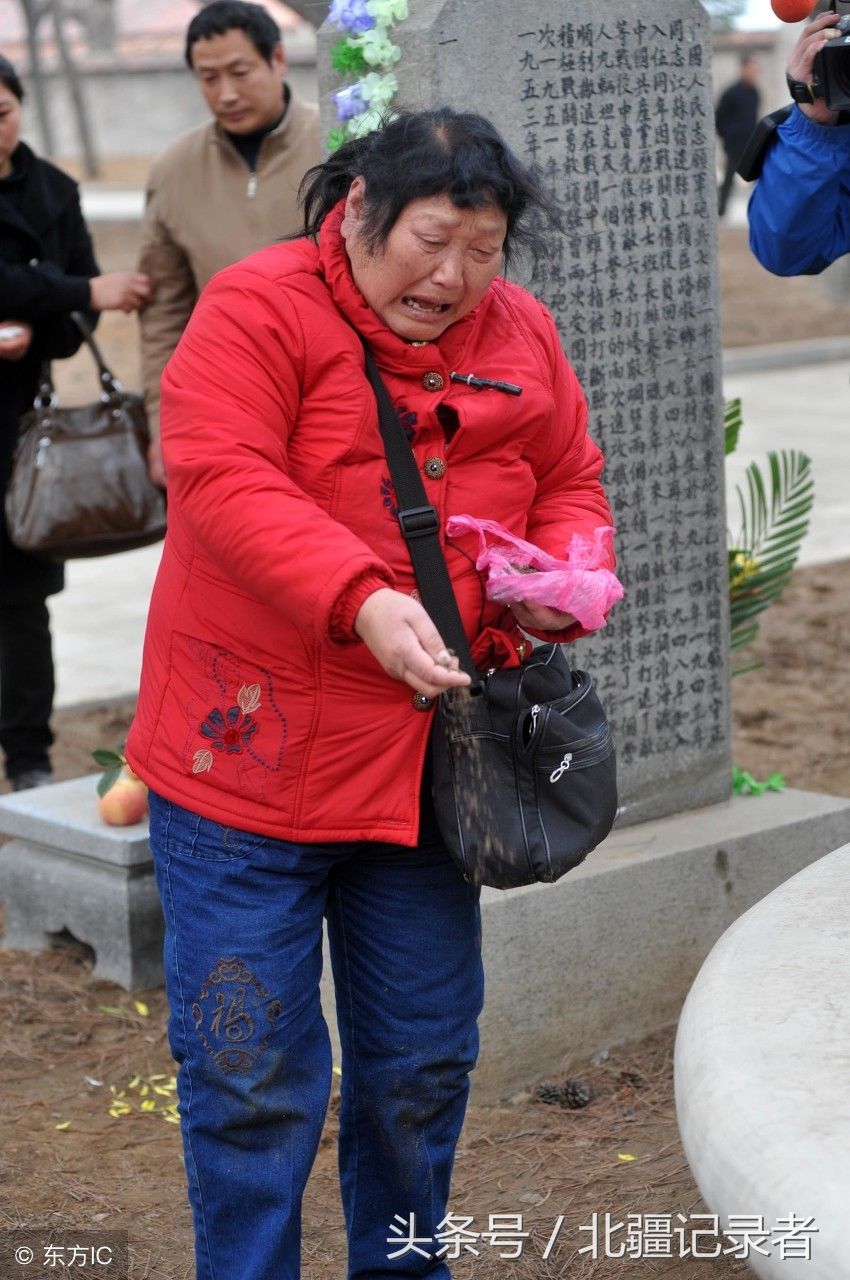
left=319, top=0, right=729, bottom=824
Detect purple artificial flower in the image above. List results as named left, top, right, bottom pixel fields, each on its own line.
left=328, top=0, right=375, bottom=35
left=333, top=82, right=368, bottom=122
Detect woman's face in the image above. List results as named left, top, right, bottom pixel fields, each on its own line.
left=0, top=85, right=22, bottom=178
left=341, top=180, right=508, bottom=341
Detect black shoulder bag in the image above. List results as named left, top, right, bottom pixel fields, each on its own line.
left=363, top=345, right=618, bottom=890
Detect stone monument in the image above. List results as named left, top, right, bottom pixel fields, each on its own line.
left=322, top=0, right=729, bottom=827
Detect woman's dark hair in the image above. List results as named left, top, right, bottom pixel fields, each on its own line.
left=185, top=0, right=281, bottom=67
left=0, top=55, right=24, bottom=102
left=300, top=108, right=562, bottom=268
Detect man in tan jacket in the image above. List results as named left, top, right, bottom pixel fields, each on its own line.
left=138, top=0, right=320, bottom=485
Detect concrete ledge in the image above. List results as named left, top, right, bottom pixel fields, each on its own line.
left=674, top=842, right=850, bottom=1279
left=722, top=335, right=850, bottom=376
left=461, top=788, right=850, bottom=1100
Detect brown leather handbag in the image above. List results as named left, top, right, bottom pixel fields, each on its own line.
left=5, top=313, right=166, bottom=560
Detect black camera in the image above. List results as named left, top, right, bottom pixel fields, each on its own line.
left=813, top=13, right=850, bottom=112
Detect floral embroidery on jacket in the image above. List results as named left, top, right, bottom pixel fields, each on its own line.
left=380, top=475, right=398, bottom=520
left=396, top=404, right=417, bottom=442
left=377, top=405, right=415, bottom=520
left=199, top=705, right=259, bottom=754
left=181, top=639, right=288, bottom=790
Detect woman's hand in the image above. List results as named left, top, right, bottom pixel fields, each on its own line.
left=0, top=321, right=32, bottom=361
left=510, top=600, right=577, bottom=632
left=354, top=588, right=472, bottom=697
left=89, top=271, right=153, bottom=313
left=789, top=12, right=842, bottom=125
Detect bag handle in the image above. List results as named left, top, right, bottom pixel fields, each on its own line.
left=361, top=342, right=480, bottom=685
left=31, top=311, right=122, bottom=410
left=71, top=310, right=124, bottom=396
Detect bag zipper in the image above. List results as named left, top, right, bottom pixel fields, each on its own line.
left=527, top=704, right=611, bottom=756
left=541, top=735, right=614, bottom=775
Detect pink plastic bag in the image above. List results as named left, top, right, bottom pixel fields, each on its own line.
left=445, top=515, right=623, bottom=632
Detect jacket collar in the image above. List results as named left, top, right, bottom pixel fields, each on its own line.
left=316, top=200, right=489, bottom=376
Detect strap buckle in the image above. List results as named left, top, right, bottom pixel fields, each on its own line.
left=397, top=505, right=440, bottom=540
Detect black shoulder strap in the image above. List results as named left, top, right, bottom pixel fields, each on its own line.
left=736, top=104, right=793, bottom=183
left=361, top=343, right=479, bottom=683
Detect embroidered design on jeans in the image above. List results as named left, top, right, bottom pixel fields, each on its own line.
left=192, top=957, right=282, bottom=1076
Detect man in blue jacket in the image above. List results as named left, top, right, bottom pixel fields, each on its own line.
left=749, top=9, right=850, bottom=275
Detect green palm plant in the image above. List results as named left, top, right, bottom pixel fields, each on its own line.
left=725, top=397, right=814, bottom=677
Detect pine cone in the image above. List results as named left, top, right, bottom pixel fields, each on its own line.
left=563, top=1077, right=592, bottom=1109
left=534, top=1081, right=564, bottom=1105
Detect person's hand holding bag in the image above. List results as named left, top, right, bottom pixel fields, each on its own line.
left=354, top=588, right=471, bottom=698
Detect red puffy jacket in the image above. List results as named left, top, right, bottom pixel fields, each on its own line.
left=125, top=204, right=614, bottom=845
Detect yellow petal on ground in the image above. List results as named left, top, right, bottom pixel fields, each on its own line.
left=140, top=1100, right=157, bottom=1112
left=134, top=1000, right=150, bottom=1017
left=128, top=1077, right=140, bottom=1089
left=139, top=1085, right=150, bottom=1097
left=149, top=1074, right=167, bottom=1082
left=153, top=1086, right=173, bottom=1097
left=617, top=1152, right=637, bottom=1162
left=163, top=1113, right=180, bottom=1124
left=54, top=1120, right=72, bottom=1131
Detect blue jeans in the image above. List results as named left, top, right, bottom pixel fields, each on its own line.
left=148, top=792, right=484, bottom=1280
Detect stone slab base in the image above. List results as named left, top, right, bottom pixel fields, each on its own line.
left=0, top=775, right=161, bottom=990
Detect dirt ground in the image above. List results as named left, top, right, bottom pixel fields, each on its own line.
left=2, top=214, right=849, bottom=1278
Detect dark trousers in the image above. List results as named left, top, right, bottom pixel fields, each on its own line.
left=0, top=597, right=55, bottom=779
left=718, top=145, right=742, bottom=217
